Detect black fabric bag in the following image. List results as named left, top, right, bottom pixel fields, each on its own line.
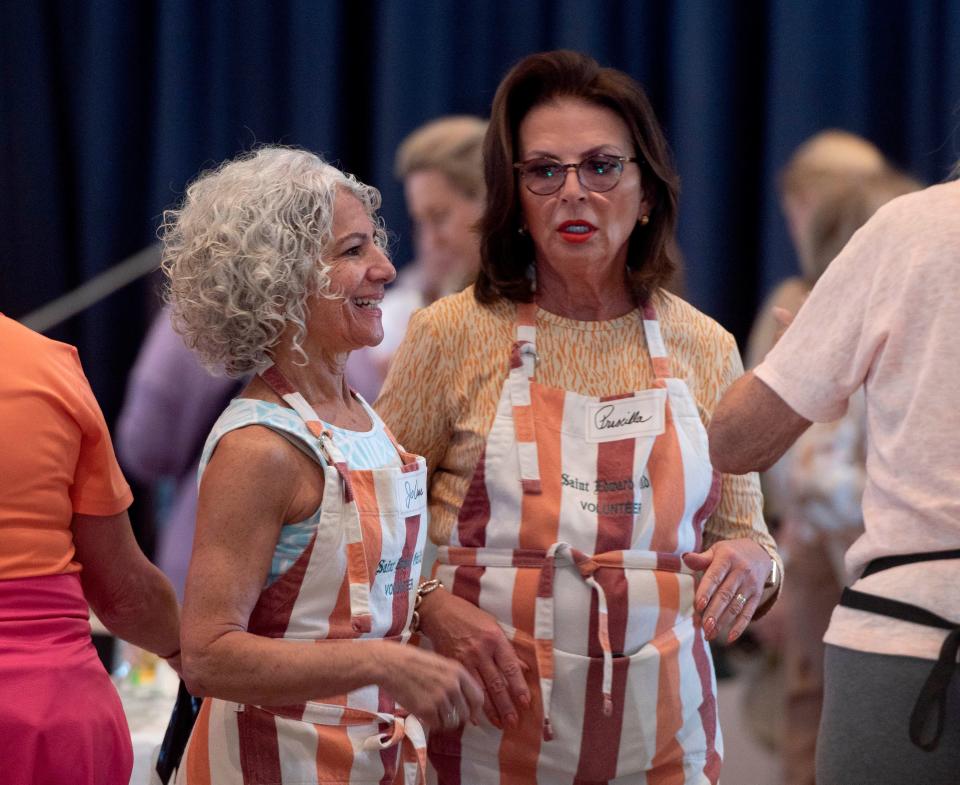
left=155, top=680, right=202, bottom=784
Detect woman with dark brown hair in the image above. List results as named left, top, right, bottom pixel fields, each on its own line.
left=377, top=50, right=780, bottom=784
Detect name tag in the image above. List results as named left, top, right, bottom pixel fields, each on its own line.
left=585, top=390, right=667, bottom=443
left=395, top=466, right=427, bottom=516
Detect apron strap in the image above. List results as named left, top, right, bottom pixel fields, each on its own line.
left=509, top=300, right=676, bottom=495
left=259, top=362, right=373, bottom=634
left=861, top=548, right=960, bottom=578
left=641, top=301, right=673, bottom=380
left=381, top=421, right=425, bottom=469
left=260, top=364, right=346, bottom=464
left=510, top=302, right=542, bottom=494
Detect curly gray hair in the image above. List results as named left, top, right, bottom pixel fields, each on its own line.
left=161, top=146, right=388, bottom=376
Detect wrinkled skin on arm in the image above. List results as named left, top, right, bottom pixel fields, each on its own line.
left=708, top=371, right=811, bottom=475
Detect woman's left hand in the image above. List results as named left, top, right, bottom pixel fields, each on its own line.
left=682, top=539, right=771, bottom=644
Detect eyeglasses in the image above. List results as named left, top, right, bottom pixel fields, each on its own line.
left=513, top=154, right=639, bottom=195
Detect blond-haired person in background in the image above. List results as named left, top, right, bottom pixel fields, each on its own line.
left=745, top=154, right=920, bottom=784
left=347, top=116, right=487, bottom=400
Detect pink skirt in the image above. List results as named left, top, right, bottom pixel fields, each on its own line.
left=0, top=572, right=132, bottom=785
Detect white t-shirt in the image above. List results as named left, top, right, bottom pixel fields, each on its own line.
left=755, top=180, right=960, bottom=661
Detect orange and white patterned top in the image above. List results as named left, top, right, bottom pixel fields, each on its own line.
left=376, top=287, right=777, bottom=563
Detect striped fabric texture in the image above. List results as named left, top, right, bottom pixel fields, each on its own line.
left=200, top=397, right=403, bottom=584
left=177, top=366, right=430, bottom=785
left=375, top=288, right=775, bottom=569
left=427, top=303, right=724, bottom=784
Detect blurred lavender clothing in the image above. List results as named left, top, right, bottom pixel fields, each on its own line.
left=116, top=307, right=240, bottom=599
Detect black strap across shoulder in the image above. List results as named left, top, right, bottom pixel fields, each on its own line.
left=838, top=550, right=960, bottom=753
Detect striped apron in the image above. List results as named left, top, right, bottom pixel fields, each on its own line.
left=429, top=302, right=724, bottom=784
left=178, top=365, right=430, bottom=785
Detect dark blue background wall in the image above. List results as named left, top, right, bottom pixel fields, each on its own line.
left=2, top=1, right=958, bottom=422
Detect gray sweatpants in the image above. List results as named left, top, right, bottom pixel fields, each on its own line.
left=816, top=644, right=960, bottom=785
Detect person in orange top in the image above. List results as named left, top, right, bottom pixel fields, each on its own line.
left=0, top=313, right=181, bottom=785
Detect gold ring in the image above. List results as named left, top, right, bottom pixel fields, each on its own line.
left=733, top=593, right=748, bottom=613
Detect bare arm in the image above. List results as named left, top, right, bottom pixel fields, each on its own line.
left=73, top=510, right=181, bottom=658
left=181, top=427, right=481, bottom=726
left=708, top=371, right=812, bottom=474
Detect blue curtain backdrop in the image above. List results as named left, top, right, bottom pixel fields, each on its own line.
left=2, top=0, right=959, bottom=422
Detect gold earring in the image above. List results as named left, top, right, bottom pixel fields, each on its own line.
left=639, top=214, right=650, bottom=226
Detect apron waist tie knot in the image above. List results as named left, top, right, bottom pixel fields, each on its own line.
left=360, top=712, right=428, bottom=784
left=536, top=542, right=616, bottom=740
left=245, top=701, right=427, bottom=784
left=437, top=543, right=695, bottom=743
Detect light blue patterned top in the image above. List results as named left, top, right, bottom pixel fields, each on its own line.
left=198, top=395, right=402, bottom=584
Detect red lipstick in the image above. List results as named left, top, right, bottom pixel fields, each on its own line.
left=557, top=220, right=597, bottom=244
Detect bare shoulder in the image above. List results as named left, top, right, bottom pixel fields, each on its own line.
left=208, top=425, right=302, bottom=474
left=201, top=425, right=320, bottom=516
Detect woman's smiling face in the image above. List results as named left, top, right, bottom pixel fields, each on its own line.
left=306, top=189, right=396, bottom=352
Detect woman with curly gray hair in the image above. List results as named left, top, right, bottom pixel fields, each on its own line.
left=161, top=147, right=482, bottom=785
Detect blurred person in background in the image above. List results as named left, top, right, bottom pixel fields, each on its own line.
left=710, top=164, right=960, bottom=783
left=0, top=314, right=181, bottom=785
left=748, top=130, right=891, bottom=372
left=347, top=116, right=486, bottom=400
left=162, top=147, right=482, bottom=784
left=377, top=51, right=781, bottom=784
left=745, top=159, right=921, bottom=784
left=117, top=299, right=241, bottom=601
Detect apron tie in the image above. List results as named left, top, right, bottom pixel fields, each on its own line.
left=910, top=627, right=960, bottom=752
left=841, top=585, right=960, bottom=751
left=244, top=702, right=428, bottom=785
left=360, top=712, right=428, bottom=784
left=536, top=542, right=616, bottom=740
left=438, top=544, right=697, bottom=743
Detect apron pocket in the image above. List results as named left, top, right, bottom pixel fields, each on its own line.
left=235, top=703, right=406, bottom=785
left=545, top=647, right=653, bottom=777
left=545, top=619, right=718, bottom=779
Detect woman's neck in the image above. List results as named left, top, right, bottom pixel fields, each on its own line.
left=535, top=260, right=635, bottom=321
left=256, top=338, right=371, bottom=430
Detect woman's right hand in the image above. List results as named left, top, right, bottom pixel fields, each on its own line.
left=384, top=645, right=484, bottom=731
left=417, top=589, right=531, bottom=729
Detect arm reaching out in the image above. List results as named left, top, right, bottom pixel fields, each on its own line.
left=708, top=371, right=811, bottom=475
left=73, top=511, right=182, bottom=665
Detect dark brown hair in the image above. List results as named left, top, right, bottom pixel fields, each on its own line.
left=475, top=50, right=680, bottom=304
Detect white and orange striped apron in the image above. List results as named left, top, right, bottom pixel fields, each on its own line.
left=177, top=365, right=430, bottom=785
left=428, top=302, right=723, bottom=784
